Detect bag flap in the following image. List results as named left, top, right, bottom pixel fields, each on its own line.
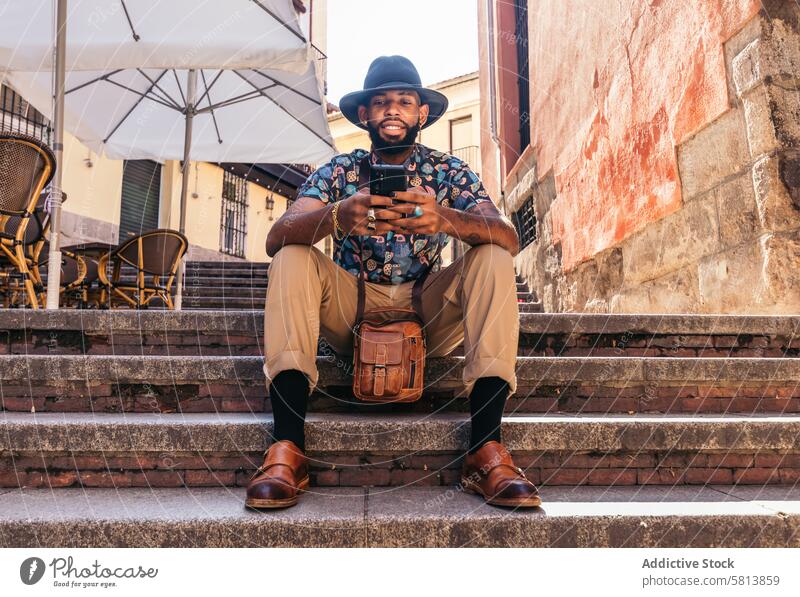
left=359, top=330, right=403, bottom=365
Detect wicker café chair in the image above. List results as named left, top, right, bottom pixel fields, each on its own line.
left=0, top=133, right=56, bottom=309
left=0, top=190, right=69, bottom=305
left=32, top=242, right=88, bottom=307
left=98, top=229, right=188, bottom=309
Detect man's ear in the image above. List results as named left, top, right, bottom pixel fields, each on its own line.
left=418, top=103, right=430, bottom=127
left=357, top=105, right=368, bottom=126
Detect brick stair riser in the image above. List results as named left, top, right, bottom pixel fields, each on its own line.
left=0, top=356, right=798, bottom=414
left=2, top=449, right=797, bottom=489
left=3, top=327, right=796, bottom=357
left=2, top=379, right=799, bottom=415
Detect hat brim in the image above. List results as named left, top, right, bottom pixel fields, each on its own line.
left=339, top=82, right=449, bottom=130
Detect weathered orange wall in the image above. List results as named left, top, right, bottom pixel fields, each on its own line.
left=524, top=0, right=760, bottom=270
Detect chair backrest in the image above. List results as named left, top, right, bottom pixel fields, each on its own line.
left=114, top=229, right=188, bottom=277
left=3, top=190, right=68, bottom=248
left=0, top=133, right=56, bottom=216
left=36, top=242, right=84, bottom=286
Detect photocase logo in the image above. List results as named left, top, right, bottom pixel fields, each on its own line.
left=20, top=557, right=46, bottom=585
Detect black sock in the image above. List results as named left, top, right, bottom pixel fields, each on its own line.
left=268, top=369, right=309, bottom=452
left=468, top=376, right=509, bottom=454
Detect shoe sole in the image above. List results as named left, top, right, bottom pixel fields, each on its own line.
left=245, top=475, right=310, bottom=509
left=461, top=476, right=542, bottom=508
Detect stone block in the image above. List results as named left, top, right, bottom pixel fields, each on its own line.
left=741, top=82, right=800, bottom=157
left=761, top=229, right=800, bottom=309
left=716, top=174, right=760, bottom=247
left=724, top=16, right=764, bottom=103
left=610, top=265, right=700, bottom=313
left=698, top=241, right=766, bottom=313
left=622, top=197, right=718, bottom=285
left=752, top=154, right=800, bottom=233
left=732, top=19, right=800, bottom=97
left=678, top=107, right=750, bottom=199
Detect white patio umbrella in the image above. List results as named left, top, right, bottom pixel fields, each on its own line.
left=0, top=0, right=318, bottom=309
left=0, top=0, right=311, bottom=73
left=6, top=62, right=335, bottom=308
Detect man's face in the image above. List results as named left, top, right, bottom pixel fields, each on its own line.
left=357, top=89, right=430, bottom=155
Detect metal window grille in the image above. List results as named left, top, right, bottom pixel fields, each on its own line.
left=511, top=196, right=537, bottom=250
left=220, top=169, right=248, bottom=257
left=514, top=0, right=530, bottom=151
left=0, top=84, right=52, bottom=144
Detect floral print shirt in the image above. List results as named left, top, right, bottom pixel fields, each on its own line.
left=296, top=143, right=492, bottom=284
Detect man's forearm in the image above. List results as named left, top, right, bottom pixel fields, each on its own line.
left=265, top=203, right=335, bottom=258
left=438, top=206, right=520, bottom=256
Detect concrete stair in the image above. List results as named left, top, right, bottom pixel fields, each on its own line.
left=166, top=261, right=543, bottom=311
left=2, top=412, right=799, bottom=490
left=2, top=285, right=799, bottom=545
left=0, top=485, right=797, bottom=547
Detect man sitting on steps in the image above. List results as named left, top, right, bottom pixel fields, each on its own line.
left=246, top=55, right=541, bottom=510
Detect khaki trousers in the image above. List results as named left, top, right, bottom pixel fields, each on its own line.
left=263, top=242, right=520, bottom=398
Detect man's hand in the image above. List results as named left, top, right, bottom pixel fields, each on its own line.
left=337, top=191, right=403, bottom=235
left=388, top=188, right=444, bottom=235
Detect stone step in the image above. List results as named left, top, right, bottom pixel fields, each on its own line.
left=180, top=268, right=269, bottom=279
left=178, top=285, right=531, bottom=300
left=1, top=412, right=799, bottom=489
left=181, top=297, right=266, bottom=310
left=4, top=311, right=797, bottom=357
left=186, top=261, right=269, bottom=270
left=156, top=276, right=269, bottom=288
left=0, top=355, right=798, bottom=414
left=519, top=301, right=544, bottom=313
left=0, top=485, right=796, bottom=547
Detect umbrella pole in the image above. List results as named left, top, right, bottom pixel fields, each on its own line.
left=174, top=68, right=197, bottom=311
left=45, top=0, right=67, bottom=310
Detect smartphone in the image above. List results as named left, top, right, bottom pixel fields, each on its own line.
left=369, top=164, right=407, bottom=195
left=370, top=163, right=408, bottom=219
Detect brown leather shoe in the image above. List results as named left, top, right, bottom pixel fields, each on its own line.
left=461, top=440, right=542, bottom=507
left=245, top=439, right=310, bottom=509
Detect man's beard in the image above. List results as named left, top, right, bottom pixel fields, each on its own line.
left=367, top=120, right=421, bottom=155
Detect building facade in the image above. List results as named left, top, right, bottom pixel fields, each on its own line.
left=479, top=0, right=800, bottom=313
left=328, top=71, right=483, bottom=265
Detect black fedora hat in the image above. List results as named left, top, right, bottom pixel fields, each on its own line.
left=339, top=55, right=449, bottom=130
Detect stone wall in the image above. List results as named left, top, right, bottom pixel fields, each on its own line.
left=508, top=4, right=800, bottom=314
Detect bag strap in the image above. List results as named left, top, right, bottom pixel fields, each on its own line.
left=353, top=151, right=443, bottom=330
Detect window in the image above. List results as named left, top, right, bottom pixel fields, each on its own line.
left=220, top=169, right=248, bottom=257
left=450, top=116, right=479, bottom=172
left=511, top=196, right=537, bottom=250
left=119, top=160, right=161, bottom=240
left=514, top=0, right=530, bottom=151
left=0, top=84, right=52, bottom=144
left=449, top=116, right=472, bottom=152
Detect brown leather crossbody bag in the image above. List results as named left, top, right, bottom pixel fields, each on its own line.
left=351, top=155, right=444, bottom=403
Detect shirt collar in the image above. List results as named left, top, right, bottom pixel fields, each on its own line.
left=368, top=143, right=423, bottom=169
